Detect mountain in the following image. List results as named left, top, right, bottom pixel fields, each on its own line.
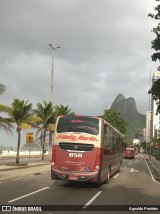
left=111, top=94, right=146, bottom=140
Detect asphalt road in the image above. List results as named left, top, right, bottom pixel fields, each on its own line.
left=0, top=154, right=160, bottom=214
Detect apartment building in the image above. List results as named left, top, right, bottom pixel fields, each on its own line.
left=150, top=70, right=160, bottom=140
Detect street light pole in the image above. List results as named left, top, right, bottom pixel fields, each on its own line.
left=48, top=44, right=60, bottom=103
left=48, top=44, right=60, bottom=161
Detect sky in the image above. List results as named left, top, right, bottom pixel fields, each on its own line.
left=0, top=0, right=158, bottom=147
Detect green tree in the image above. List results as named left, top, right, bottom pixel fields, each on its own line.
left=55, top=104, right=75, bottom=117
left=33, top=101, right=56, bottom=160
left=148, top=78, right=160, bottom=114
left=0, top=83, right=6, bottom=95
left=148, top=0, right=160, bottom=113
left=0, top=83, right=13, bottom=134
left=6, top=99, right=32, bottom=164
left=102, top=109, right=127, bottom=134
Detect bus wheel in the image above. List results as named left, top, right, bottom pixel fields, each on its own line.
left=104, top=167, right=110, bottom=184
left=118, top=161, right=122, bottom=172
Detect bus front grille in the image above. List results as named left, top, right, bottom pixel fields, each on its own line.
left=59, top=143, right=94, bottom=152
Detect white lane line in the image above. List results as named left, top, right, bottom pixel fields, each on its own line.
left=82, top=191, right=102, bottom=209
left=13, top=178, right=20, bottom=180
left=114, top=174, right=119, bottom=179
left=128, top=160, right=133, bottom=165
left=124, top=167, right=126, bottom=170
left=130, top=168, right=133, bottom=172
left=8, top=187, right=50, bottom=203
left=145, top=160, right=160, bottom=185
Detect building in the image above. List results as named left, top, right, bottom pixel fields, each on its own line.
left=145, top=111, right=152, bottom=142
left=150, top=70, right=160, bottom=140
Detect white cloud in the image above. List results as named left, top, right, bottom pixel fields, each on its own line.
left=0, top=0, right=158, bottom=146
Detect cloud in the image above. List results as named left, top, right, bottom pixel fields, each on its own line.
left=0, top=0, right=158, bottom=146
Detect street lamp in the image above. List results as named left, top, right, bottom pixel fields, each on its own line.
left=48, top=44, right=60, bottom=161
left=48, top=44, right=60, bottom=103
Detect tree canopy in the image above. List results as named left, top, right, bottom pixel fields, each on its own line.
left=149, top=78, right=160, bottom=114
left=55, top=104, right=75, bottom=117
left=102, top=109, right=127, bottom=134
left=0, top=83, right=13, bottom=134
left=148, top=0, right=160, bottom=113
left=0, top=83, right=6, bottom=95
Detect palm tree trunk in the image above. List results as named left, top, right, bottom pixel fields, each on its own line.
left=48, top=131, right=52, bottom=161
left=42, top=130, right=46, bottom=161
left=16, top=130, right=21, bottom=164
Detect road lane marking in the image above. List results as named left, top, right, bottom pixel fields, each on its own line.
left=13, top=178, right=20, bottom=180
left=136, top=159, right=142, bottom=163
left=145, top=160, right=160, bottom=185
left=8, top=187, right=50, bottom=203
left=82, top=191, right=102, bottom=209
left=124, top=167, right=126, bottom=170
left=130, top=168, right=139, bottom=172
left=114, top=173, right=119, bottom=178
left=128, top=160, right=133, bottom=165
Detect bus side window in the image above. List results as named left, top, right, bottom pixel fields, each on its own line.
left=104, top=125, right=108, bottom=145
left=104, top=125, right=110, bottom=146
left=109, top=128, right=112, bottom=145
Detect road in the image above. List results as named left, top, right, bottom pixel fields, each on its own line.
left=0, top=154, right=160, bottom=214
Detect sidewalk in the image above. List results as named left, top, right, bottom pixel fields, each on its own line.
left=0, top=156, right=51, bottom=182
left=147, top=155, right=160, bottom=181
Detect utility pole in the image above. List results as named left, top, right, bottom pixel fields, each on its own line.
left=48, top=44, right=61, bottom=103
left=48, top=44, right=60, bottom=161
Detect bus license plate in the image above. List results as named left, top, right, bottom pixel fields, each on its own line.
left=69, top=175, right=78, bottom=180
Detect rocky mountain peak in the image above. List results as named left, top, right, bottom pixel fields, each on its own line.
left=111, top=93, right=126, bottom=107
left=111, top=94, right=139, bottom=121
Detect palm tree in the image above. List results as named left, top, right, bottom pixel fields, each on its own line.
left=55, top=104, right=75, bottom=117
left=0, top=83, right=13, bottom=134
left=6, top=99, right=32, bottom=164
left=0, top=107, right=13, bottom=135
left=0, top=83, right=6, bottom=95
left=33, top=101, right=56, bottom=160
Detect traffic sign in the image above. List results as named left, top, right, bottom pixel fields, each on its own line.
left=26, top=132, right=34, bottom=143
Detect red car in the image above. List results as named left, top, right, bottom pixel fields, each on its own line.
left=123, top=149, right=135, bottom=159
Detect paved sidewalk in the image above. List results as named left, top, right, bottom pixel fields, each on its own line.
left=0, top=158, right=51, bottom=182
left=147, top=156, right=160, bottom=181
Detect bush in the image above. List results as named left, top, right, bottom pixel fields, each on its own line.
left=156, top=154, right=160, bottom=161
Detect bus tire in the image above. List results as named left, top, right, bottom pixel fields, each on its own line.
left=104, top=167, right=110, bottom=184
left=118, top=160, right=122, bottom=172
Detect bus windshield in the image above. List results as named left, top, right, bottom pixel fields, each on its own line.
left=57, top=116, right=99, bottom=135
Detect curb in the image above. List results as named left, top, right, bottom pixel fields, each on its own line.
left=147, top=159, right=160, bottom=181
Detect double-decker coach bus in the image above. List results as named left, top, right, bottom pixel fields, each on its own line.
left=51, top=115, right=123, bottom=184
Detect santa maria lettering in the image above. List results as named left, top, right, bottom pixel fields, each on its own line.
left=56, top=134, right=97, bottom=141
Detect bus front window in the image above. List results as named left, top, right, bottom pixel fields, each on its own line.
left=57, top=116, right=99, bottom=135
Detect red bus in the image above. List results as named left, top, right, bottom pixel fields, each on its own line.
left=51, top=115, right=123, bottom=184
left=123, top=144, right=135, bottom=159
